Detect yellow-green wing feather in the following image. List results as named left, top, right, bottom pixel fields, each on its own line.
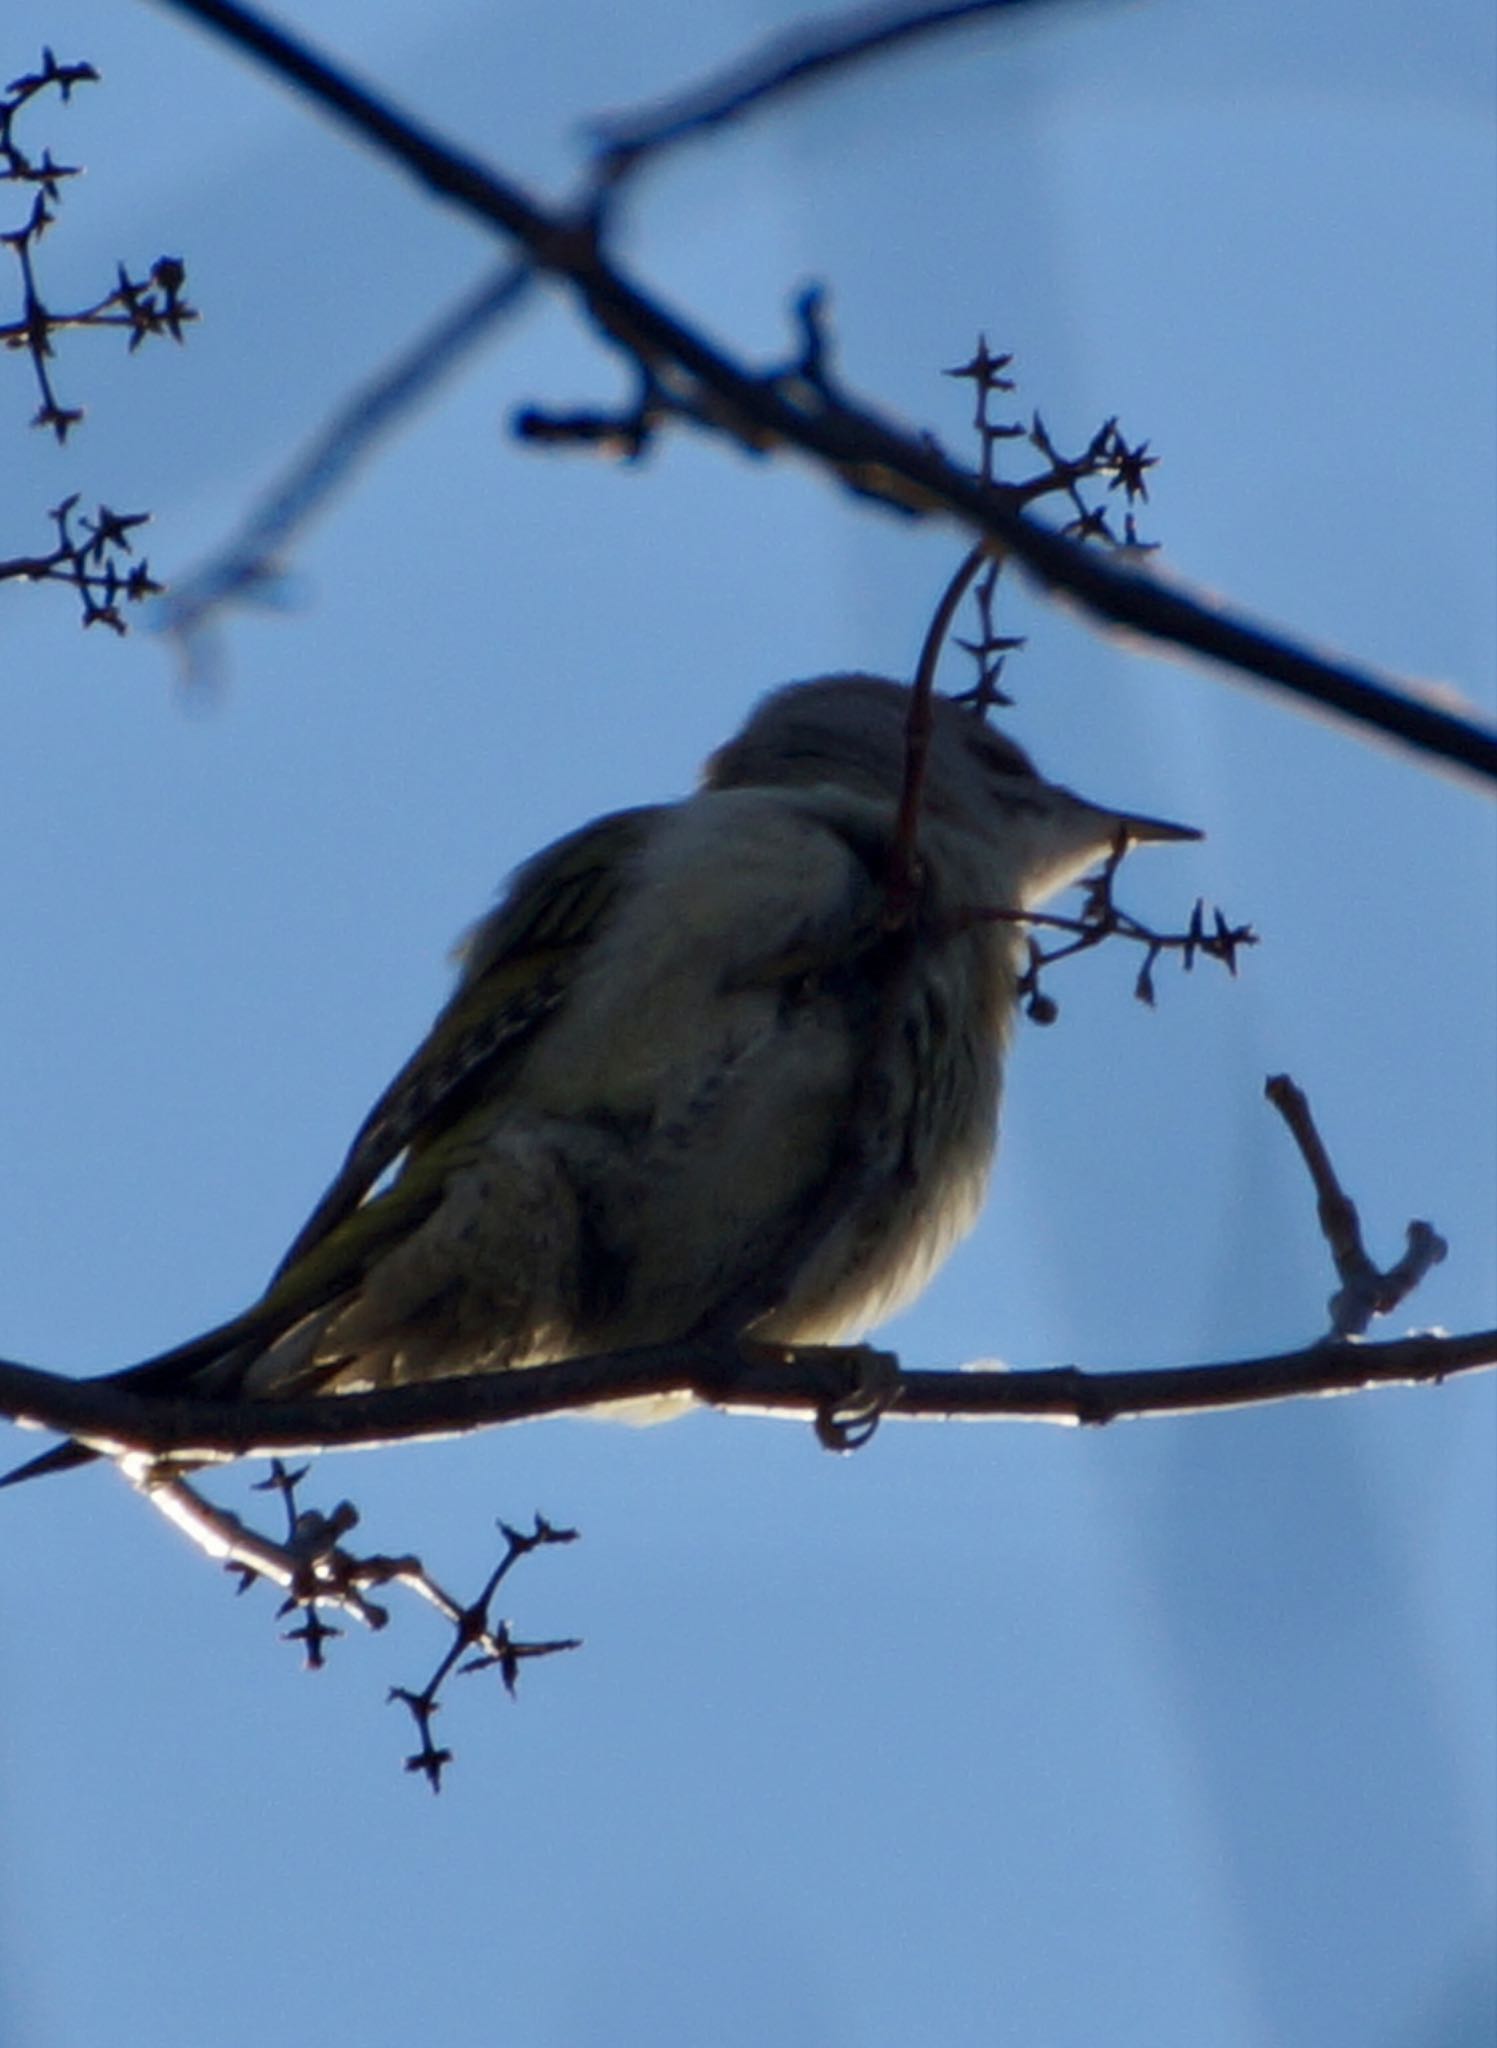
left=270, top=805, right=664, bottom=1277
left=2, top=805, right=667, bottom=1474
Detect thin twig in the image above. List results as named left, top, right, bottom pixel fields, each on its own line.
left=970, top=847, right=1256, bottom=1020
left=388, top=1514, right=579, bottom=1790
left=2, top=182, right=195, bottom=441
left=889, top=542, right=989, bottom=906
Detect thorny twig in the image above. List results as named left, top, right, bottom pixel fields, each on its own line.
left=0, top=48, right=95, bottom=203
left=1, top=54, right=95, bottom=443
left=388, top=1513, right=580, bottom=1791
left=0, top=495, right=162, bottom=632
left=885, top=342, right=1172, bottom=925
left=3, top=53, right=196, bottom=442
left=0, top=207, right=195, bottom=442
left=130, top=1456, right=578, bottom=1785
left=962, top=834, right=1255, bottom=1023
left=942, top=339, right=1022, bottom=711
left=1265, top=1073, right=1448, bottom=1338
left=943, top=340, right=1158, bottom=715
left=3, top=49, right=193, bottom=625
left=1023, top=411, right=1157, bottom=546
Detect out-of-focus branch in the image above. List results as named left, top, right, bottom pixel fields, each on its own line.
left=590, top=0, right=1061, bottom=177
left=154, top=257, right=533, bottom=680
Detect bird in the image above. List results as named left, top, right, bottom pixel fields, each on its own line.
left=3, top=674, right=1197, bottom=1482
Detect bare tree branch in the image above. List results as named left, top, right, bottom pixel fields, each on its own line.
left=3, top=1328, right=1493, bottom=1472
left=150, top=0, right=1497, bottom=786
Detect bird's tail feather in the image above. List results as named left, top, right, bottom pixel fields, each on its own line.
left=0, top=1301, right=342, bottom=1487
left=0, top=1327, right=256, bottom=1487
left=2, top=1436, right=105, bottom=1486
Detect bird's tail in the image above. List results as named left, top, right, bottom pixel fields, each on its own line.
left=3, top=1433, right=107, bottom=1486
left=0, top=1322, right=252, bottom=1486
left=0, top=1294, right=342, bottom=1487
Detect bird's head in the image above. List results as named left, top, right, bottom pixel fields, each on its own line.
left=704, top=674, right=1199, bottom=909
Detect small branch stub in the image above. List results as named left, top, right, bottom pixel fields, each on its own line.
left=1265, top=1073, right=1448, bottom=1338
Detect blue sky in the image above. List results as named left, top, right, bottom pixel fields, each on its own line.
left=1, top=4, right=1493, bottom=2045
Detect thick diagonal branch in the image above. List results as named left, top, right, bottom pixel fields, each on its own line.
left=151, top=0, right=1497, bottom=785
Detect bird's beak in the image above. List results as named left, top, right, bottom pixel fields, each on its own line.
left=1014, top=788, right=1201, bottom=908
left=1107, top=808, right=1202, bottom=846
left=1059, top=785, right=1203, bottom=849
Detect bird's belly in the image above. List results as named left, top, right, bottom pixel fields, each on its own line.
left=568, top=993, right=1001, bottom=1353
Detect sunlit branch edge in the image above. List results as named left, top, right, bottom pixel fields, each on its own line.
left=2, top=1327, right=1493, bottom=1469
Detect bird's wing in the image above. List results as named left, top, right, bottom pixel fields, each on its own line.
left=0, top=805, right=669, bottom=1483
left=271, top=804, right=666, bottom=1277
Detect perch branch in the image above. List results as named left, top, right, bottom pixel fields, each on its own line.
left=4, top=1328, right=1493, bottom=1470
left=2, top=1067, right=1485, bottom=1471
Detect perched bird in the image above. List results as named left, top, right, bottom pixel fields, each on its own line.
left=5, top=675, right=1196, bottom=1480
